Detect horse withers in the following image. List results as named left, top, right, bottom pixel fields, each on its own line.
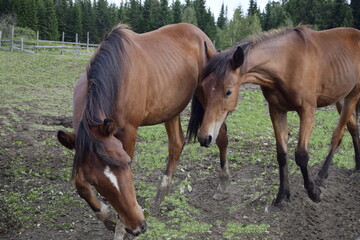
left=57, top=23, right=221, bottom=237
left=189, top=26, right=360, bottom=206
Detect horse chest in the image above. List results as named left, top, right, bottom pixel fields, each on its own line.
left=261, top=87, right=302, bottom=111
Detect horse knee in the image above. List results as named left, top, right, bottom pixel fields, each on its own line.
left=295, top=149, right=309, bottom=168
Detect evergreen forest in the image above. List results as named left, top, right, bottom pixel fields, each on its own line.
left=0, top=0, right=359, bottom=49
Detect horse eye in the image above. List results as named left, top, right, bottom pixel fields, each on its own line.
left=225, top=90, right=233, bottom=97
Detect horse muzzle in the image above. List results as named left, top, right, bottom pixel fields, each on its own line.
left=198, top=134, right=213, bottom=147
left=125, top=220, right=147, bottom=236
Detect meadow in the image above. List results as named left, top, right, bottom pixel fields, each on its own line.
left=0, top=51, right=359, bottom=239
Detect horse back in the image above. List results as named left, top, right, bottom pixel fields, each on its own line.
left=305, top=28, right=360, bottom=105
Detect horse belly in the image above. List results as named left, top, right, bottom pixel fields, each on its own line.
left=141, top=79, right=197, bottom=126
left=316, top=69, right=358, bottom=107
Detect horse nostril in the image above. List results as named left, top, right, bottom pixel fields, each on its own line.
left=141, top=221, right=147, bottom=233
left=198, top=134, right=212, bottom=147
left=207, top=135, right=212, bottom=145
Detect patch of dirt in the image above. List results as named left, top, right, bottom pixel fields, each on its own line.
left=1, top=89, right=360, bottom=240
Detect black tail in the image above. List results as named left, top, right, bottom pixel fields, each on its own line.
left=186, top=95, right=204, bottom=142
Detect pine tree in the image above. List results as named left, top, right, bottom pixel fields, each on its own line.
left=332, top=0, right=352, bottom=27
left=181, top=6, right=197, bottom=26
left=217, top=3, right=227, bottom=29
left=13, top=0, right=29, bottom=28
left=248, top=0, right=260, bottom=17
left=55, top=0, right=69, bottom=40
left=159, top=0, right=170, bottom=27
left=108, top=3, right=119, bottom=29
left=39, top=0, right=59, bottom=40
left=126, top=0, right=144, bottom=33
left=172, top=0, right=182, bottom=23
left=119, top=1, right=127, bottom=23
left=81, top=0, right=97, bottom=43
left=194, top=0, right=207, bottom=30
left=0, top=0, right=15, bottom=15
left=28, top=0, right=39, bottom=31
left=72, top=0, right=83, bottom=41
left=143, top=0, right=158, bottom=32
left=262, top=1, right=292, bottom=30
left=351, top=0, right=360, bottom=28
left=96, top=0, right=111, bottom=39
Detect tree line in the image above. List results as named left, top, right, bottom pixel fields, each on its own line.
left=0, top=0, right=359, bottom=49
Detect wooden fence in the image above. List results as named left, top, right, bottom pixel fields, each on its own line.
left=0, top=26, right=98, bottom=55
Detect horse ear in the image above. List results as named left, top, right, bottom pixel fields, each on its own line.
left=204, top=41, right=216, bottom=60
left=102, top=119, right=116, bottom=136
left=57, top=131, right=75, bottom=150
left=230, top=46, right=244, bottom=70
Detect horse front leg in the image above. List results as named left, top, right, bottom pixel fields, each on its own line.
left=74, top=172, right=116, bottom=231
left=295, top=107, right=321, bottom=202
left=213, top=123, right=230, bottom=201
left=268, top=105, right=291, bottom=206
left=151, top=115, right=185, bottom=214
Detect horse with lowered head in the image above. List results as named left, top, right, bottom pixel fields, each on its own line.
left=57, top=23, right=223, bottom=237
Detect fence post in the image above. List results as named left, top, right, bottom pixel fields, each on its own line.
left=36, top=31, right=39, bottom=53
left=21, top=38, right=24, bottom=52
left=0, top=31, right=2, bottom=48
left=75, top=33, right=79, bottom=56
left=11, top=25, right=14, bottom=52
left=62, top=32, right=65, bottom=43
left=87, top=31, right=89, bottom=52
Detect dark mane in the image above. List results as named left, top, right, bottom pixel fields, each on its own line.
left=202, top=26, right=307, bottom=81
left=73, top=25, right=129, bottom=178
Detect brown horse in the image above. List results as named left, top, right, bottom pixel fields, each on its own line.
left=57, top=23, right=222, bottom=236
left=188, top=26, right=360, bottom=206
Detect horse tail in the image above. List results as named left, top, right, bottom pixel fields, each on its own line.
left=186, top=95, right=204, bottom=142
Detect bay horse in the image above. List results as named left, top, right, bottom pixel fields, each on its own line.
left=188, top=26, right=360, bottom=206
left=57, top=23, right=224, bottom=236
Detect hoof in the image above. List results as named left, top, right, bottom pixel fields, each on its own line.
left=213, top=192, right=229, bottom=201
left=350, top=171, right=360, bottom=179
left=308, top=187, right=321, bottom=203
left=104, top=219, right=116, bottom=232
left=315, top=176, right=325, bottom=187
left=266, top=202, right=282, bottom=213
left=114, top=220, right=134, bottom=240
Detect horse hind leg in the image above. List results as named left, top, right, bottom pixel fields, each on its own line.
left=213, top=123, right=230, bottom=201
left=151, top=115, right=185, bottom=214
left=318, top=98, right=360, bottom=183
left=74, top=173, right=116, bottom=232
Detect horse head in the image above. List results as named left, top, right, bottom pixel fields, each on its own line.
left=57, top=119, right=146, bottom=236
left=197, top=47, right=244, bottom=147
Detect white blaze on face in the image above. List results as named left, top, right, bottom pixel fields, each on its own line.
left=208, top=112, right=228, bottom=145
left=104, top=166, right=120, bottom=192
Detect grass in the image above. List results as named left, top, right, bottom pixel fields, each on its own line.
left=0, top=51, right=356, bottom=239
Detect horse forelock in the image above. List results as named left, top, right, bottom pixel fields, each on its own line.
left=72, top=26, right=129, bottom=178
left=72, top=122, right=123, bottom=179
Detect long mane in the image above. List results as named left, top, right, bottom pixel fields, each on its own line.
left=202, top=26, right=307, bottom=81
left=73, top=25, right=129, bottom=178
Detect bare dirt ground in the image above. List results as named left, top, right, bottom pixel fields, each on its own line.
left=1, top=85, right=360, bottom=240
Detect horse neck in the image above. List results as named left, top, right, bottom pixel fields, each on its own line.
left=240, top=43, right=281, bottom=89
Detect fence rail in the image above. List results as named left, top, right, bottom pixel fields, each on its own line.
left=0, top=26, right=99, bottom=55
